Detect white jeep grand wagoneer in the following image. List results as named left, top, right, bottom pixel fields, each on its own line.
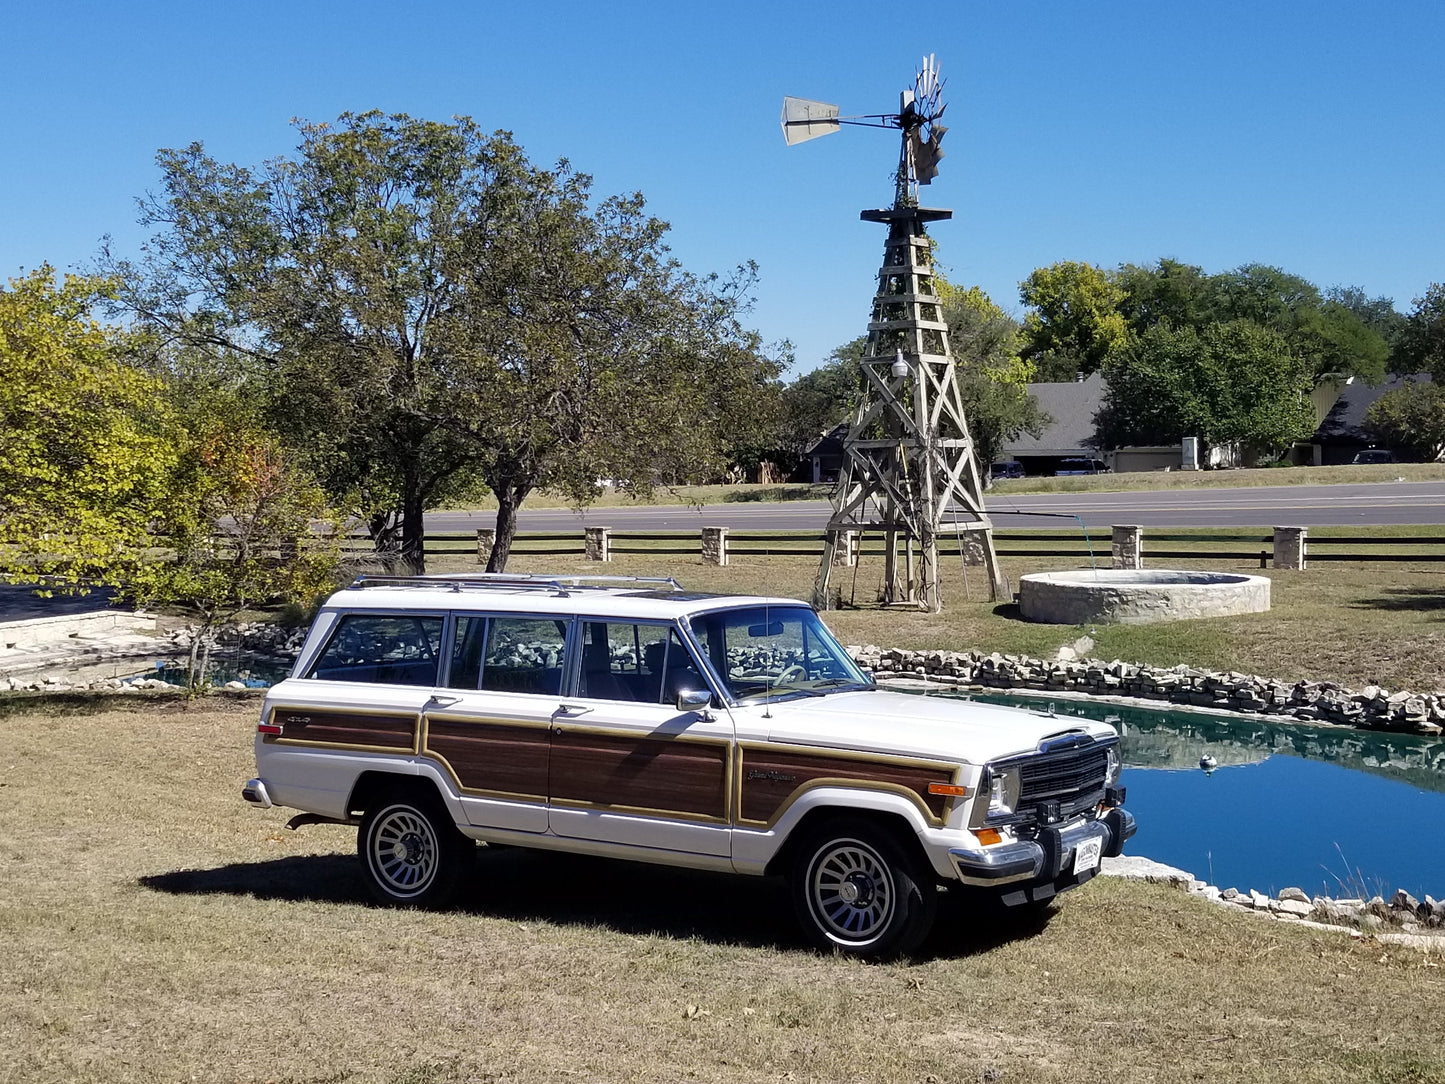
left=244, top=574, right=1134, bottom=957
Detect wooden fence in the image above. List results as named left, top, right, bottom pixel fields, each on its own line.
left=376, top=527, right=1445, bottom=568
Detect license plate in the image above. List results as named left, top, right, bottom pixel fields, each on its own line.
left=1073, top=837, right=1102, bottom=876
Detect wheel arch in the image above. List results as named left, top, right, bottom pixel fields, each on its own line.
left=763, top=801, right=936, bottom=883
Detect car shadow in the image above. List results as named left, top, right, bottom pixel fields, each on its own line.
left=1349, top=586, right=1445, bottom=614
left=139, top=845, right=1055, bottom=959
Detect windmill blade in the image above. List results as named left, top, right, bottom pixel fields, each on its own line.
left=780, top=97, right=841, bottom=145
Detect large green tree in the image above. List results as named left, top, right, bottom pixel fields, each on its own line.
left=0, top=269, right=178, bottom=586
left=113, top=111, right=781, bottom=571
left=1096, top=321, right=1316, bottom=456
left=1018, top=261, right=1131, bottom=381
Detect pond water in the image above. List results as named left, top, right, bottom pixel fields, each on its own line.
left=955, top=691, right=1445, bottom=900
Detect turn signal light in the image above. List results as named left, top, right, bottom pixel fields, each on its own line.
left=976, top=828, right=1003, bottom=846
left=927, top=782, right=969, bottom=798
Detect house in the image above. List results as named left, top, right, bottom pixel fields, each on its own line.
left=1308, top=373, right=1433, bottom=465
left=998, top=372, right=1110, bottom=475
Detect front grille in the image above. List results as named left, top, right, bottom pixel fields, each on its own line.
left=982, top=739, right=1114, bottom=827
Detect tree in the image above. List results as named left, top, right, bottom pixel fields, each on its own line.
left=1096, top=321, right=1315, bottom=456
left=1018, top=261, right=1131, bottom=381
left=0, top=268, right=177, bottom=587
left=1397, top=283, right=1445, bottom=381
left=939, top=283, right=1049, bottom=469
left=776, top=338, right=866, bottom=462
left=1363, top=379, right=1445, bottom=461
left=113, top=111, right=781, bottom=572
left=1114, top=259, right=1211, bottom=332
left=127, top=423, right=341, bottom=690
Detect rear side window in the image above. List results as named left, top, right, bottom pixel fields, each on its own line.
left=307, top=614, right=444, bottom=686
left=446, top=615, right=569, bottom=696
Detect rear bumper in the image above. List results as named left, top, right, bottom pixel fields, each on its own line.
left=948, top=807, right=1136, bottom=888
left=241, top=778, right=273, bottom=809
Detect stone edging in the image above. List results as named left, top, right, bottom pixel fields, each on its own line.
left=1101, top=856, right=1445, bottom=948
left=850, top=644, right=1445, bottom=736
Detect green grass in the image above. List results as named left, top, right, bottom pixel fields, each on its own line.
left=4, top=700, right=1445, bottom=1083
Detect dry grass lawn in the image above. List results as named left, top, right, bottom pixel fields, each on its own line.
left=3, top=701, right=1445, bottom=1083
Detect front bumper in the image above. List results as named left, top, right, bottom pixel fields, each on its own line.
left=948, top=806, right=1136, bottom=888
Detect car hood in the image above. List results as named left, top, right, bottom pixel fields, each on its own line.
left=737, top=689, right=1116, bottom=765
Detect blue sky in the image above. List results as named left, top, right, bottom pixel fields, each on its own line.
left=4, top=1, right=1442, bottom=375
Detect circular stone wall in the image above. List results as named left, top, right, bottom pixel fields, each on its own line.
left=1018, top=569, right=1271, bottom=625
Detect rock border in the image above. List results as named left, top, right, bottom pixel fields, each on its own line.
left=1102, top=856, right=1445, bottom=948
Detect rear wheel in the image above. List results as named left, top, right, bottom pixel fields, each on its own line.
left=788, top=818, right=938, bottom=958
left=358, top=789, right=471, bottom=907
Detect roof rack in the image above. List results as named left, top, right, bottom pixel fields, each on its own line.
left=347, top=573, right=684, bottom=597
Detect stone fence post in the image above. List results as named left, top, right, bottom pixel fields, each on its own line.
left=702, top=526, right=729, bottom=566
left=828, top=529, right=859, bottom=567
left=1112, top=525, right=1143, bottom=569
left=1273, top=526, right=1307, bottom=570
left=475, top=528, right=495, bottom=566
left=584, top=526, right=611, bottom=562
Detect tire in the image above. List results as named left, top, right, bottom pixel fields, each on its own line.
left=788, top=818, right=938, bottom=958
left=358, top=789, right=472, bottom=908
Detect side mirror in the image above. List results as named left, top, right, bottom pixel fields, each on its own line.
left=675, top=688, right=712, bottom=712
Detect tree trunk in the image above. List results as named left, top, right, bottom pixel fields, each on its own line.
left=486, top=480, right=535, bottom=573
left=400, top=461, right=427, bottom=574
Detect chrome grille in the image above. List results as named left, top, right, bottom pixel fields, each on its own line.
left=981, top=738, right=1115, bottom=828
left=1019, top=746, right=1109, bottom=816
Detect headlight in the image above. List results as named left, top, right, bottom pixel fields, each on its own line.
left=987, top=767, right=1020, bottom=817
left=1104, top=745, right=1122, bottom=787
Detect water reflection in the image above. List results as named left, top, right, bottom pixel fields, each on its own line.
left=937, top=690, right=1445, bottom=899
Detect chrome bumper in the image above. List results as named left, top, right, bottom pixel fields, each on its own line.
left=241, top=778, right=273, bottom=808
left=949, top=807, right=1136, bottom=887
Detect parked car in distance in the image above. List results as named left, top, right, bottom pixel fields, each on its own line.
left=243, top=573, right=1134, bottom=957
left=1055, top=457, right=1110, bottom=476
left=990, top=460, right=1026, bottom=480
left=1350, top=448, right=1398, bottom=465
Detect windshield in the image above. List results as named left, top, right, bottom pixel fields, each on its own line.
left=686, top=604, right=874, bottom=703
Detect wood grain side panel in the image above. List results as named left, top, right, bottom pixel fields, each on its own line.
left=425, top=720, right=550, bottom=797
left=273, top=708, right=415, bottom=749
left=550, top=731, right=728, bottom=819
left=739, top=748, right=949, bottom=823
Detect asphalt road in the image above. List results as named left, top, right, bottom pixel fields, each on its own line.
left=428, top=480, right=1445, bottom=533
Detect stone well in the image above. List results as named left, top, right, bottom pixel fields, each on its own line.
left=1017, top=569, right=1271, bottom=625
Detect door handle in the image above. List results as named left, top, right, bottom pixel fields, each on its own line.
left=556, top=703, right=593, bottom=716
left=426, top=694, right=460, bottom=707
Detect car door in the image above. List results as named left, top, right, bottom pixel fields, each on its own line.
left=418, top=612, right=572, bottom=835
left=547, top=620, right=734, bottom=858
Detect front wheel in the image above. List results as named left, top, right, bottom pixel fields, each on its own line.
left=789, top=818, right=938, bottom=958
left=358, top=790, right=471, bottom=907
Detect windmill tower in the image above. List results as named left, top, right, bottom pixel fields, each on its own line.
left=782, top=56, right=1007, bottom=611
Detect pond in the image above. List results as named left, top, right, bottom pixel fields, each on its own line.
left=954, top=691, right=1445, bottom=901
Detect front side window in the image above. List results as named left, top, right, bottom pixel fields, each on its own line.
left=687, top=605, right=872, bottom=703
left=307, top=614, right=444, bottom=686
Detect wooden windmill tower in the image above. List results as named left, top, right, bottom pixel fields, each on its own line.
left=781, top=56, right=1007, bottom=611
